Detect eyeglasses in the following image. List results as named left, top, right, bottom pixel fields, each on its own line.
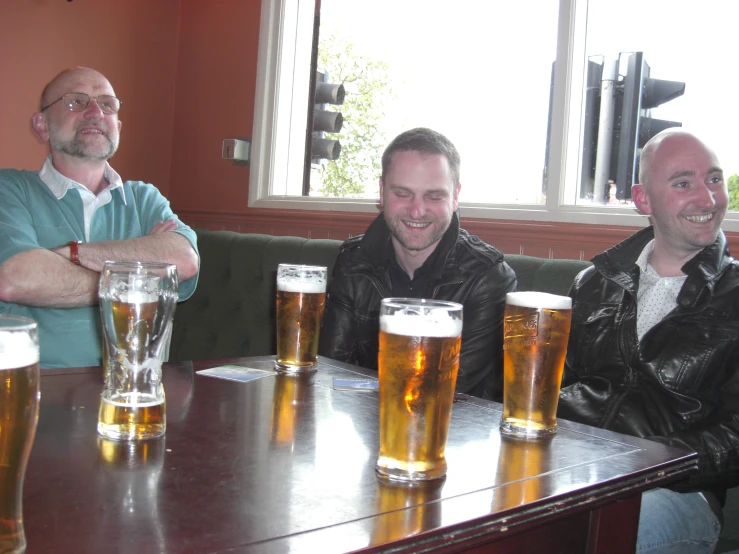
left=40, top=93, right=122, bottom=115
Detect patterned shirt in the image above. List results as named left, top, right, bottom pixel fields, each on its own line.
left=635, top=239, right=687, bottom=341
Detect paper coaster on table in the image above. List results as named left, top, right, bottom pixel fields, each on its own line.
left=197, top=365, right=275, bottom=383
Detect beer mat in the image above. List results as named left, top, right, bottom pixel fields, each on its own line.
left=333, top=378, right=380, bottom=391
left=196, top=365, right=275, bottom=383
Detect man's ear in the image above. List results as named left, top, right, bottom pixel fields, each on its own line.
left=378, top=178, right=385, bottom=209
left=631, top=183, right=652, bottom=215
left=31, top=112, right=50, bottom=142
left=453, top=182, right=461, bottom=211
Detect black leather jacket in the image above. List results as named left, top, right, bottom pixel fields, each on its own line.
left=318, top=213, right=516, bottom=399
left=559, top=227, right=739, bottom=501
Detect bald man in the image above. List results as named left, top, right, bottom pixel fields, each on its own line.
left=0, top=67, right=200, bottom=368
left=558, top=129, right=737, bottom=553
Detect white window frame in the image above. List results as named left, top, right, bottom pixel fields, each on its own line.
left=249, top=0, right=739, bottom=231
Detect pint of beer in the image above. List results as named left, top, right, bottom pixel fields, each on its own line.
left=499, top=291, right=572, bottom=439
left=274, top=264, right=327, bottom=372
left=0, top=316, right=40, bottom=554
left=376, top=298, right=462, bottom=482
left=98, top=262, right=178, bottom=441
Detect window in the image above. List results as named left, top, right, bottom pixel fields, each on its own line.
left=250, top=0, right=739, bottom=231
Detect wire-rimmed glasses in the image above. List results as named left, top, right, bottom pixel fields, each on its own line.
left=41, top=92, right=122, bottom=115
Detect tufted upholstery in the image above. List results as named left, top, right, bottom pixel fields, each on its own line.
left=169, top=231, right=593, bottom=363
left=169, top=230, right=342, bottom=363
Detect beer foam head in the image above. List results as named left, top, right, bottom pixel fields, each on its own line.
left=276, top=265, right=327, bottom=293
left=119, top=290, right=159, bottom=303
left=506, top=291, right=572, bottom=310
left=0, top=328, right=39, bottom=370
left=380, top=311, right=463, bottom=338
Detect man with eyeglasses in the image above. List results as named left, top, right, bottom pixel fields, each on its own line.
left=0, top=67, right=200, bottom=368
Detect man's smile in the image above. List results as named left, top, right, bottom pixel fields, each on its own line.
left=682, top=212, right=714, bottom=223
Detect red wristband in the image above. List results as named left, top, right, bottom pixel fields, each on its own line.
left=69, top=241, right=82, bottom=265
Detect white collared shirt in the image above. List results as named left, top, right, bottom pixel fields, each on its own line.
left=38, top=156, right=127, bottom=242
left=635, top=239, right=687, bottom=340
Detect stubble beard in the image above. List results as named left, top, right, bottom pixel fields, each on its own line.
left=386, top=215, right=448, bottom=252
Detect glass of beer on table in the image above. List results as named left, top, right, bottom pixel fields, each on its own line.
left=98, top=261, right=178, bottom=441
left=376, top=298, right=463, bottom=482
left=274, top=264, right=327, bottom=372
left=499, top=291, right=572, bottom=439
left=0, top=316, right=40, bottom=554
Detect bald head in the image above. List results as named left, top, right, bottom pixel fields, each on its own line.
left=637, top=129, right=718, bottom=191
left=39, top=67, right=115, bottom=111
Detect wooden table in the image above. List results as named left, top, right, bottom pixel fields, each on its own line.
left=23, top=356, right=697, bottom=553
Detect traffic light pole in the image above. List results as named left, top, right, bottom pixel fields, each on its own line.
left=593, top=59, right=618, bottom=205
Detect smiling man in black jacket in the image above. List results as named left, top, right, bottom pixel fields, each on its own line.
left=559, top=129, right=738, bottom=553
left=318, top=128, right=516, bottom=400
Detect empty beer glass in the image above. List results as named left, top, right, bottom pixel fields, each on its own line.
left=376, top=298, right=463, bottom=482
left=0, top=316, right=40, bottom=554
left=499, top=292, right=572, bottom=439
left=274, top=264, right=327, bottom=372
left=98, top=261, right=178, bottom=441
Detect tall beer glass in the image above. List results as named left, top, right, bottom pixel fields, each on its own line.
left=0, top=316, right=40, bottom=554
left=376, top=298, right=462, bottom=482
left=98, top=261, right=178, bottom=441
left=275, top=264, right=327, bottom=372
left=500, top=291, right=572, bottom=439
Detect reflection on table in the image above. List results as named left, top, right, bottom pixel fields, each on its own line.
left=22, top=356, right=697, bottom=554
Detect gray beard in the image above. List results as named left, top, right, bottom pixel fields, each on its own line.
left=50, top=133, right=118, bottom=161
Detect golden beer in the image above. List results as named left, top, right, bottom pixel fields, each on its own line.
left=97, top=395, right=166, bottom=441
left=274, top=264, right=327, bottom=372
left=98, top=262, right=177, bottom=442
left=500, top=292, right=572, bottom=438
left=0, top=317, right=40, bottom=554
left=376, top=299, right=463, bottom=482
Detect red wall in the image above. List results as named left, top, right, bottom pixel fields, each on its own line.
left=168, top=0, right=261, bottom=211
left=0, top=0, right=180, bottom=196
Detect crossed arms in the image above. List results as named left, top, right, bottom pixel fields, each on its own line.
left=0, top=220, right=198, bottom=308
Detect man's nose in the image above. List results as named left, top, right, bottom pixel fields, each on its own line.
left=694, top=182, right=718, bottom=208
left=408, top=196, right=425, bottom=218
left=82, top=98, right=105, bottom=117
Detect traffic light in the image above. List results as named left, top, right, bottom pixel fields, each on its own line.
left=311, top=69, right=345, bottom=161
left=615, top=52, right=685, bottom=198
left=579, top=52, right=685, bottom=201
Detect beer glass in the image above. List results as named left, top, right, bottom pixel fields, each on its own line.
left=376, top=298, right=463, bottom=482
left=0, top=316, right=40, bottom=554
left=98, top=261, right=178, bottom=441
left=274, top=264, right=327, bottom=372
left=499, top=291, right=572, bottom=439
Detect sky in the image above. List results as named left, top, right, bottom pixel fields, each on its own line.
left=320, top=0, right=738, bottom=203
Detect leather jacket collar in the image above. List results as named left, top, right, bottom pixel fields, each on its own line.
left=593, top=226, right=735, bottom=308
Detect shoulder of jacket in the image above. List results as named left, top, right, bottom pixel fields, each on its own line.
left=339, top=234, right=364, bottom=252
left=572, top=264, right=599, bottom=290
left=453, top=230, right=506, bottom=267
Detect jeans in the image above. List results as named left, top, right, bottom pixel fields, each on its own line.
left=637, top=488, right=721, bottom=554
